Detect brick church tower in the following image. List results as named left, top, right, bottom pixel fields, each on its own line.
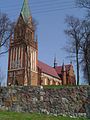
left=8, top=0, right=38, bottom=86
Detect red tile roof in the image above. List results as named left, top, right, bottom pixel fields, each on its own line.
left=55, top=65, right=72, bottom=75
left=38, top=60, right=60, bottom=79
left=55, top=66, right=62, bottom=75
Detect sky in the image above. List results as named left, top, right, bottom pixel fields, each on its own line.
left=0, top=0, right=86, bottom=85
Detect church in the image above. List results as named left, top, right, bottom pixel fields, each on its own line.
left=7, top=0, right=76, bottom=86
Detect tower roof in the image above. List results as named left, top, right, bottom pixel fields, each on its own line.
left=54, top=55, right=57, bottom=68
left=21, top=0, right=31, bottom=23
left=62, top=61, right=66, bottom=72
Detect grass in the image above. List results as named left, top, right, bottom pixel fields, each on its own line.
left=43, top=85, right=77, bottom=89
left=0, top=111, right=90, bottom=120
left=43, top=85, right=90, bottom=89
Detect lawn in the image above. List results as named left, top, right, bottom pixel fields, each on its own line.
left=0, top=111, right=90, bottom=120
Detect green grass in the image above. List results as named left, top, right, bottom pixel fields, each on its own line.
left=43, top=85, right=90, bottom=89
left=43, top=85, right=77, bottom=89
left=0, top=111, right=90, bottom=120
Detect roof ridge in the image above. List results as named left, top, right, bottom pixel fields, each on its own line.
left=38, top=60, right=60, bottom=79
left=38, top=60, right=54, bottom=69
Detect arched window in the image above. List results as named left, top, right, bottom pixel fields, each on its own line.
left=48, top=78, right=50, bottom=85
left=45, top=78, right=47, bottom=85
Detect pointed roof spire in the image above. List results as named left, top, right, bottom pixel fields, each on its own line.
left=21, top=0, right=31, bottom=23
left=62, top=60, right=66, bottom=72
left=54, top=55, right=57, bottom=68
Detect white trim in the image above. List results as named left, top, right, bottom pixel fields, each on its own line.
left=10, top=49, right=12, bottom=69
left=33, top=51, right=34, bottom=71
left=31, top=51, right=32, bottom=70
left=27, top=46, right=29, bottom=68
left=12, top=48, right=14, bottom=68
left=16, top=48, right=17, bottom=67
left=45, top=78, right=47, bottom=85
left=41, top=73, right=61, bottom=83
left=34, top=51, right=35, bottom=71
left=21, top=47, right=23, bottom=67
left=19, top=47, right=21, bottom=68
left=33, top=50, right=34, bottom=70
left=50, top=80, right=53, bottom=85
left=35, top=51, right=36, bottom=71
left=31, top=70, right=38, bottom=73
left=29, top=46, right=30, bottom=68
left=8, top=68, right=24, bottom=72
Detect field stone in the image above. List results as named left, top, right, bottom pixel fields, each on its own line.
left=0, top=86, right=89, bottom=118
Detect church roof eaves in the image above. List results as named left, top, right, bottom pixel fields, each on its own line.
left=38, top=60, right=60, bottom=79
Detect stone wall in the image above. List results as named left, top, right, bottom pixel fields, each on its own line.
left=0, top=86, right=90, bottom=118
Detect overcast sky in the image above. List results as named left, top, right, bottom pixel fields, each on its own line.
left=0, top=0, right=86, bottom=85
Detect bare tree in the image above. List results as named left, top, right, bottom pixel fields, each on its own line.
left=0, top=12, right=14, bottom=55
left=80, top=20, right=90, bottom=85
left=76, top=0, right=90, bottom=85
left=76, top=0, right=90, bottom=9
left=64, top=16, right=83, bottom=85
left=0, top=12, right=14, bottom=86
left=76, top=0, right=90, bottom=20
left=64, top=15, right=90, bottom=85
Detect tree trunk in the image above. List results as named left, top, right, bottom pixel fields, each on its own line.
left=76, top=40, right=79, bottom=85
left=86, top=61, right=90, bottom=85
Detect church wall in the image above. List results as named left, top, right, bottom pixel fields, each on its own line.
left=8, top=69, right=25, bottom=86
left=41, top=73, right=62, bottom=85
left=31, top=71, right=38, bottom=86
left=67, top=66, right=76, bottom=85
left=62, top=71, right=67, bottom=85
left=69, top=66, right=75, bottom=76
left=7, top=44, right=26, bottom=86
